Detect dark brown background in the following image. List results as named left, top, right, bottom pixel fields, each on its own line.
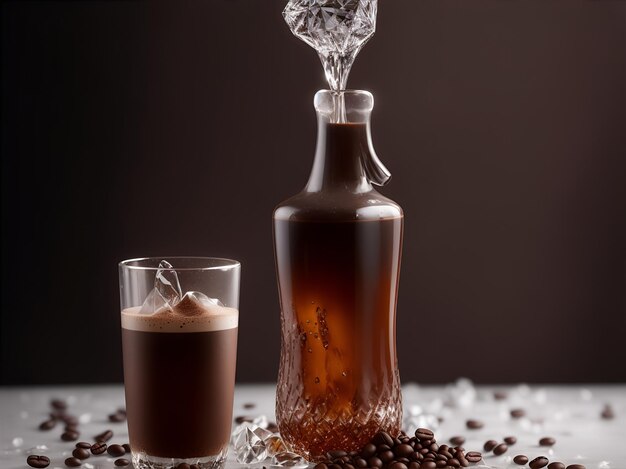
left=2, top=1, right=625, bottom=385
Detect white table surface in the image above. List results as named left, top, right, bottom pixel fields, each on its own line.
left=0, top=383, right=624, bottom=469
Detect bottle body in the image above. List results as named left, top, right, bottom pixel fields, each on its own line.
left=273, top=91, right=403, bottom=460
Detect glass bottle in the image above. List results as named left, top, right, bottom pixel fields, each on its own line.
left=273, top=90, right=404, bottom=460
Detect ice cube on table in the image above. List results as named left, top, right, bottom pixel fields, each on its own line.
left=265, top=435, right=288, bottom=457
left=271, top=451, right=308, bottom=468
left=233, top=423, right=269, bottom=464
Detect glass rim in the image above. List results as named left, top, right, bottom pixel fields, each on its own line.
left=119, top=256, right=241, bottom=272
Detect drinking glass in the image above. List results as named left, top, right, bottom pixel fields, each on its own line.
left=119, top=257, right=240, bottom=469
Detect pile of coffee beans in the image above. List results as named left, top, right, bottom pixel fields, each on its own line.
left=314, top=428, right=482, bottom=469
left=26, top=398, right=131, bottom=468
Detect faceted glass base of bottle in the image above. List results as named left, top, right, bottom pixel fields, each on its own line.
left=131, top=449, right=227, bottom=469
left=277, top=378, right=402, bottom=461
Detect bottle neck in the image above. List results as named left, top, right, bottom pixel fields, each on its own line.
left=305, top=122, right=373, bottom=193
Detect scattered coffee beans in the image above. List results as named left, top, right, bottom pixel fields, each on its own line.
left=483, top=440, right=497, bottom=451
left=449, top=436, right=465, bottom=446
left=122, top=443, right=131, bottom=453
left=62, top=415, right=79, bottom=426
left=26, top=455, right=50, bottom=468
left=566, top=465, right=586, bottom=469
left=115, top=459, right=131, bottom=467
left=51, top=399, right=68, bottom=410
left=314, top=429, right=481, bottom=469
left=243, top=402, right=256, bottom=409
left=39, top=419, right=57, bottom=431
left=493, top=443, right=508, bottom=455
left=64, top=457, right=81, bottom=467
left=493, top=390, right=508, bottom=400
left=267, top=422, right=279, bottom=433
left=510, top=408, right=525, bottom=419
left=539, top=437, right=556, bottom=446
left=61, top=430, right=79, bottom=441
left=548, top=463, right=565, bottom=469
left=504, top=436, right=517, bottom=445
left=108, top=412, right=126, bottom=423
left=90, top=442, right=107, bottom=455
left=75, top=442, right=92, bottom=449
left=108, top=444, right=126, bottom=457
left=95, top=429, right=113, bottom=442
left=513, top=455, right=529, bottom=465
left=234, top=415, right=253, bottom=424
left=414, top=428, right=434, bottom=440
left=529, top=456, right=549, bottom=469
left=72, top=448, right=90, bottom=460
left=600, top=404, right=614, bottom=420
left=466, top=419, right=484, bottom=429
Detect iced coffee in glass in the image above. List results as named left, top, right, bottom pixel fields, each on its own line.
left=119, top=257, right=240, bottom=469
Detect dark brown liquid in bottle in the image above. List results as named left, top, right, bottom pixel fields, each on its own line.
left=274, top=123, right=403, bottom=459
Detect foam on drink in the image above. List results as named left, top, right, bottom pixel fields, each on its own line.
left=121, top=294, right=238, bottom=333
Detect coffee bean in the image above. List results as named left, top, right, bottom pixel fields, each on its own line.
left=115, top=460, right=131, bottom=467
left=108, top=444, right=126, bottom=457
left=439, top=449, right=452, bottom=459
left=109, top=412, right=126, bottom=423
left=513, top=455, right=529, bottom=465
left=243, top=402, right=256, bottom=409
left=361, top=444, right=377, bottom=458
left=566, top=465, right=586, bottom=469
left=376, top=444, right=390, bottom=453
left=539, top=437, right=556, bottom=446
left=408, top=462, right=420, bottom=469
left=39, top=419, right=57, bottom=431
left=422, top=462, right=436, bottom=469
left=354, top=459, right=367, bottom=468
left=51, top=399, right=68, bottom=410
left=548, top=463, right=565, bottom=469
left=95, top=430, right=113, bottom=442
left=90, top=442, right=107, bottom=455
left=465, top=452, right=481, bottom=464
left=65, top=425, right=79, bottom=433
left=27, top=455, right=50, bottom=468
left=234, top=415, right=253, bottom=424
left=395, top=444, right=414, bottom=457
left=72, top=448, right=90, bottom=460
left=367, top=457, right=383, bottom=468
left=466, top=419, right=483, bottom=429
left=76, top=442, right=92, bottom=449
left=62, top=415, right=79, bottom=425
left=483, top=440, right=497, bottom=452
left=435, top=461, right=446, bottom=469
left=504, top=436, right=517, bottom=445
left=330, top=465, right=342, bottom=469
left=389, top=463, right=408, bottom=469
left=122, top=443, right=131, bottom=453
left=329, top=451, right=348, bottom=459
left=316, top=464, right=329, bottom=469
left=449, top=436, right=465, bottom=446
left=64, top=457, right=81, bottom=467
left=601, top=404, right=614, bottom=420
left=373, top=432, right=394, bottom=447
left=510, top=408, right=525, bottom=419
left=175, top=464, right=190, bottom=469
left=190, top=465, right=200, bottom=469
left=529, top=456, right=549, bottom=469
left=61, top=430, right=79, bottom=441
left=493, top=390, right=508, bottom=400
left=493, top=443, right=508, bottom=456
left=415, top=428, right=434, bottom=441
left=379, top=451, right=394, bottom=463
